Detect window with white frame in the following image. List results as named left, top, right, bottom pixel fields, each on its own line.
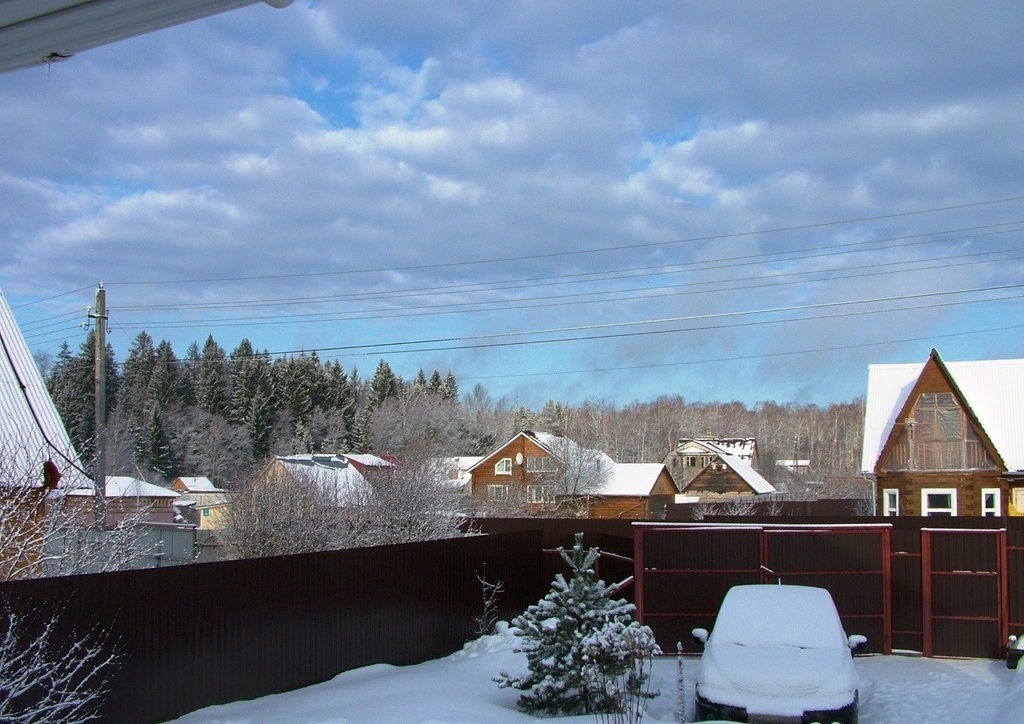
left=526, top=485, right=554, bottom=504
left=982, top=488, right=1001, bottom=516
left=486, top=484, right=510, bottom=501
left=921, top=488, right=957, bottom=516
left=882, top=489, right=899, bottom=516
left=526, top=456, right=558, bottom=473
left=494, top=458, right=512, bottom=475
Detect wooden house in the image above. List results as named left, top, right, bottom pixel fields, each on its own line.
left=677, top=451, right=776, bottom=500
left=66, top=476, right=180, bottom=526
left=583, top=463, right=679, bottom=519
left=467, top=430, right=677, bottom=518
left=861, top=349, right=1024, bottom=516
left=663, top=437, right=757, bottom=489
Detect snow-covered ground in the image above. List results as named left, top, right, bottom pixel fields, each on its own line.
left=168, top=625, right=1017, bottom=724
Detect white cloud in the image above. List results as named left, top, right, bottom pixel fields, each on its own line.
left=2, top=1, right=1023, bottom=407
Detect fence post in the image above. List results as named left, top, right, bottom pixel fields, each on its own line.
left=882, top=525, right=893, bottom=655
left=921, top=529, right=933, bottom=658
left=633, top=524, right=645, bottom=624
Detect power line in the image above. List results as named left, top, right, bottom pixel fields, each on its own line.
left=81, top=195, right=1024, bottom=288
left=105, top=219, right=1024, bottom=313
left=458, top=323, right=1024, bottom=383
left=91, top=244, right=1018, bottom=334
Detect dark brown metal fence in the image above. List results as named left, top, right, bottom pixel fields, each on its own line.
left=3, top=517, right=1023, bottom=723
left=0, top=531, right=546, bottom=724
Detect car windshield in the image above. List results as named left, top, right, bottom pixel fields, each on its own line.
left=711, top=585, right=846, bottom=650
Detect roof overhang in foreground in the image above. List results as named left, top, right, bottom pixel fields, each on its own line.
left=0, top=0, right=293, bottom=74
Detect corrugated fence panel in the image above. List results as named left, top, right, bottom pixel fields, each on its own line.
left=0, top=531, right=545, bottom=724
left=1009, top=518, right=1024, bottom=636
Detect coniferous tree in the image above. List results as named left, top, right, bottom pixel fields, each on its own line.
left=324, top=360, right=356, bottom=449
left=413, top=369, right=429, bottom=394
left=496, top=534, right=660, bottom=716
left=367, top=359, right=402, bottom=410
left=46, top=332, right=118, bottom=465
left=181, top=341, right=202, bottom=408
left=46, top=341, right=91, bottom=453
left=232, top=352, right=277, bottom=458
left=143, top=406, right=177, bottom=480
left=196, top=335, right=229, bottom=416
left=512, top=405, right=537, bottom=433
left=427, top=369, right=444, bottom=396
left=441, top=371, right=459, bottom=402
left=149, top=340, right=182, bottom=410
left=118, top=332, right=157, bottom=422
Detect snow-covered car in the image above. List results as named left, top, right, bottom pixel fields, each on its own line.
left=691, top=584, right=866, bottom=723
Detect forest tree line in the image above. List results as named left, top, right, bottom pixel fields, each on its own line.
left=42, top=330, right=866, bottom=493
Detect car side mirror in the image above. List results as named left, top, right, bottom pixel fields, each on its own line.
left=692, top=628, right=709, bottom=648
left=848, top=634, right=867, bottom=652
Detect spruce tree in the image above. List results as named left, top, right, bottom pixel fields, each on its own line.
left=496, top=533, right=660, bottom=717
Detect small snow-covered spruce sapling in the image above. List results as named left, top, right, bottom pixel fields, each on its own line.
left=494, top=533, right=661, bottom=718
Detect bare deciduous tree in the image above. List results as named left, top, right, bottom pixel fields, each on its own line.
left=535, top=434, right=613, bottom=506
left=345, top=456, right=467, bottom=548
left=0, top=602, right=118, bottom=723
left=221, top=462, right=351, bottom=559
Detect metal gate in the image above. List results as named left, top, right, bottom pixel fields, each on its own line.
left=633, top=523, right=892, bottom=655
left=921, top=527, right=1007, bottom=658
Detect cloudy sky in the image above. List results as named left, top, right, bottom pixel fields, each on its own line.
left=2, top=1, right=1023, bottom=409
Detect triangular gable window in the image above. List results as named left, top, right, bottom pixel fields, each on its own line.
left=885, top=392, right=995, bottom=472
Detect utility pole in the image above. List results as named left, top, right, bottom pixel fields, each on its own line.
left=91, top=284, right=108, bottom=530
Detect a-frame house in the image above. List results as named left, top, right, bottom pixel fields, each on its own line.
left=861, top=349, right=1024, bottom=516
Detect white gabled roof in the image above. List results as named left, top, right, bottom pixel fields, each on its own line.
left=596, top=463, right=671, bottom=496
left=530, top=431, right=616, bottom=470
left=676, top=438, right=757, bottom=462
left=276, top=454, right=367, bottom=503
left=340, top=453, right=394, bottom=468
left=173, top=476, right=224, bottom=492
left=0, top=287, right=90, bottom=489
left=861, top=354, right=1024, bottom=474
left=718, top=453, right=776, bottom=494
left=67, top=476, right=178, bottom=498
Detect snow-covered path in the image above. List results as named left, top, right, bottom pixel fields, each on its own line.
left=167, top=629, right=1017, bottom=723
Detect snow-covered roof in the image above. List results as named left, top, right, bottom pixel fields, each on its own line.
left=275, top=454, right=368, bottom=503
left=676, top=437, right=757, bottom=462
left=340, top=453, right=394, bottom=468
left=0, top=287, right=90, bottom=489
left=0, top=0, right=294, bottom=74
left=438, top=456, right=483, bottom=488
left=529, top=431, right=616, bottom=470
left=173, top=476, right=224, bottom=492
left=721, top=454, right=776, bottom=494
left=595, top=463, right=672, bottom=496
left=67, top=476, right=179, bottom=498
left=861, top=353, right=1024, bottom=473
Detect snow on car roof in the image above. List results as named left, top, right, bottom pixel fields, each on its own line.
left=711, top=584, right=848, bottom=649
